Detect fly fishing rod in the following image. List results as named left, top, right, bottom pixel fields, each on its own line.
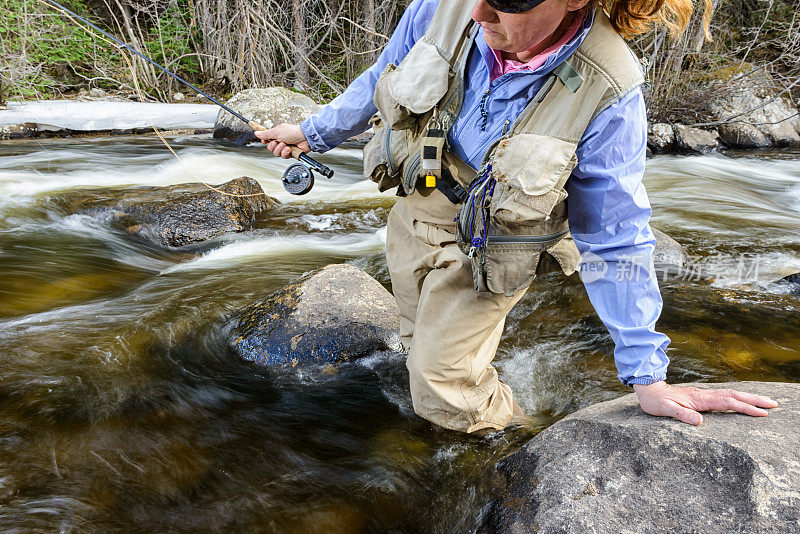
left=42, top=0, right=332, bottom=195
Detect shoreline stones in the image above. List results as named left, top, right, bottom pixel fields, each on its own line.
left=62, top=176, right=277, bottom=248
left=485, top=381, right=800, bottom=534
left=213, top=87, right=320, bottom=146
left=710, top=70, right=800, bottom=149
left=230, top=264, right=400, bottom=366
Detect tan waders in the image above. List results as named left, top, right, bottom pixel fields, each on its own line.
left=386, top=190, right=529, bottom=433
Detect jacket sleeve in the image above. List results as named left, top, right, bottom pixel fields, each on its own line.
left=300, top=0, right=438, bottom=152
left=566, top=86, right=671, bottom=386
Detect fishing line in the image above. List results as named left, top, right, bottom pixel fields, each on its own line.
left=36, top=0, right=332, bottom=197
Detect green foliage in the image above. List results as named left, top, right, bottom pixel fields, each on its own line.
left=0, top=0, right=204, bottom=100
left=0, top=0, right=124, bottom=98
left=143, top=2, right=202, bottom=80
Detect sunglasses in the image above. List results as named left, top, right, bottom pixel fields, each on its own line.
left=485, top=0, right=549, bottom=14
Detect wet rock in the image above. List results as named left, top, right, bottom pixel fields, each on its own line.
left=674, top=124, right=719, bottom=154
left=647, top=123, right=675, bottom=153
left=66, top=176, right=277, bottom=248
left=213, top=87, right=320, bottom=146
left=485, top=381, right=800, bottom=534
left=651, top=227, right=689, bottom=271
left=231, top=264, right=400, bottom=366
left=776, top=273, right=800, bottom=295
left=710, top=70, right=800, bottom=149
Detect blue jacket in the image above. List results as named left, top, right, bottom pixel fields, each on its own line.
left=300, top=0, right=670, bottom=386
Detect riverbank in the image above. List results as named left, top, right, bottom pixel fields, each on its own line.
left=5, top=76, right=798, bottom=155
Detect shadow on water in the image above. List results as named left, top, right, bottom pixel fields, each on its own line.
left=0, top=318, right=536, bottom=533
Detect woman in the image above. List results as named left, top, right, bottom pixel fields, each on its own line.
left=256, top=0, right=777, bottom=433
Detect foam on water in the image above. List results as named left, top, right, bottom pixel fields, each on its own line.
left=161, top=227, right=387, bottom=273
left=0, top=141, right=384, bottom=212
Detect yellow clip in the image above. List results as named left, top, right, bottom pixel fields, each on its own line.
left=425, top=174, right=436, bottom=187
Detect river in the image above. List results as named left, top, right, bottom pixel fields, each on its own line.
left=0, top=135, right=798, bottom=532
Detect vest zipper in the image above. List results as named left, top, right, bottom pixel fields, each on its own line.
left=486, top=228, right=569, bottom=244
left=478, top=89, right=491, bottom=131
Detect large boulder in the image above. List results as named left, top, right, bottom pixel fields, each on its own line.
left=485, top=381, right=800, bottom=534
left=230, top=264, right=400, bottom=366
left=674, top=124, right=720, bottom=154
left=213, top=87, right=320, bottom=146
left=710, top=70, right=800, bottom=149
left=62, top=176, right=277, bottom=248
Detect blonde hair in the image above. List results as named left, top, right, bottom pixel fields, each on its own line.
left=593, top=0, right=714, bottom=40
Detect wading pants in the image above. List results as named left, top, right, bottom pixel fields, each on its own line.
left=385, top=189, right=528, bottom=434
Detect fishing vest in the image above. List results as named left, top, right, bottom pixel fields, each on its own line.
left=362, top=0, right=644, bottom=294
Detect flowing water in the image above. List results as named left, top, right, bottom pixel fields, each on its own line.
left=0, top=135, right=798, bottom=532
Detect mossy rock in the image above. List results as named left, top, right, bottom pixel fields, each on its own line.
left=58, top=176, right=277, bottom=248
left=230, top=264, right=400, bottom=366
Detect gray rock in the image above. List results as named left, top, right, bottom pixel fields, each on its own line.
left=710, top=70, right=800, bottom=149
left=231, top=264, right=400, bottom=366
left=674, top=124, right=719, bottom=154
left=776, top=273, right=800, bottom=296
left=213, top=87, right=320, bottom=146
left=651, top=227, right=689, bottom=272
left=173, top=92, right=185, bottom=102
left=61, top=176, right=277, bottom=248
left=486, top=381, right=800, bottom=534
left=647, top=123, right=675, bottom=153
left=88, top=87, right=106, bottom=98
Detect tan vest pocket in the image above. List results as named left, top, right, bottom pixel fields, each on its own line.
left=492, top=134, right=577, bottom=195
left=373, top=39, right=451, bottom=130
left=477, top=244, right=543, bottom=295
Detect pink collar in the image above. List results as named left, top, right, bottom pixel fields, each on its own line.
left=489, top=12, right=585, bottom=82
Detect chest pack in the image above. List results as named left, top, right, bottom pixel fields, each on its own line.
left=362, top=0, right=644, bottom=294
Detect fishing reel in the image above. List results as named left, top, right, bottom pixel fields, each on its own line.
left=282, top=163, right=315, bottom=195
left=281, top=154, right=334, bottom=195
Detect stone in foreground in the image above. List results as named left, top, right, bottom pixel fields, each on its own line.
left=231, top=264, right=400, bottom=366
left=486, top=381, right=799, bottom=534
left=65, top=176, right=276, bottom=248
left=213, top=87, right=320, bottom=146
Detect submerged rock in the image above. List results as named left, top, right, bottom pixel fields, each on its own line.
left=486, top=381, right=800, bottom=534
left=213, top=87, right=320, bottom=146
left=231, top=264, right=400, bottom=366
left=64, top=176, right=277, bottom=248
left=674, top=124, right=719, bottom=154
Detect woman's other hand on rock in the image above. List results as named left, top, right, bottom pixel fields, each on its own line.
left=633, top=381, right=779, bottom=425
left=254, top=123, right=311, bottom=158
